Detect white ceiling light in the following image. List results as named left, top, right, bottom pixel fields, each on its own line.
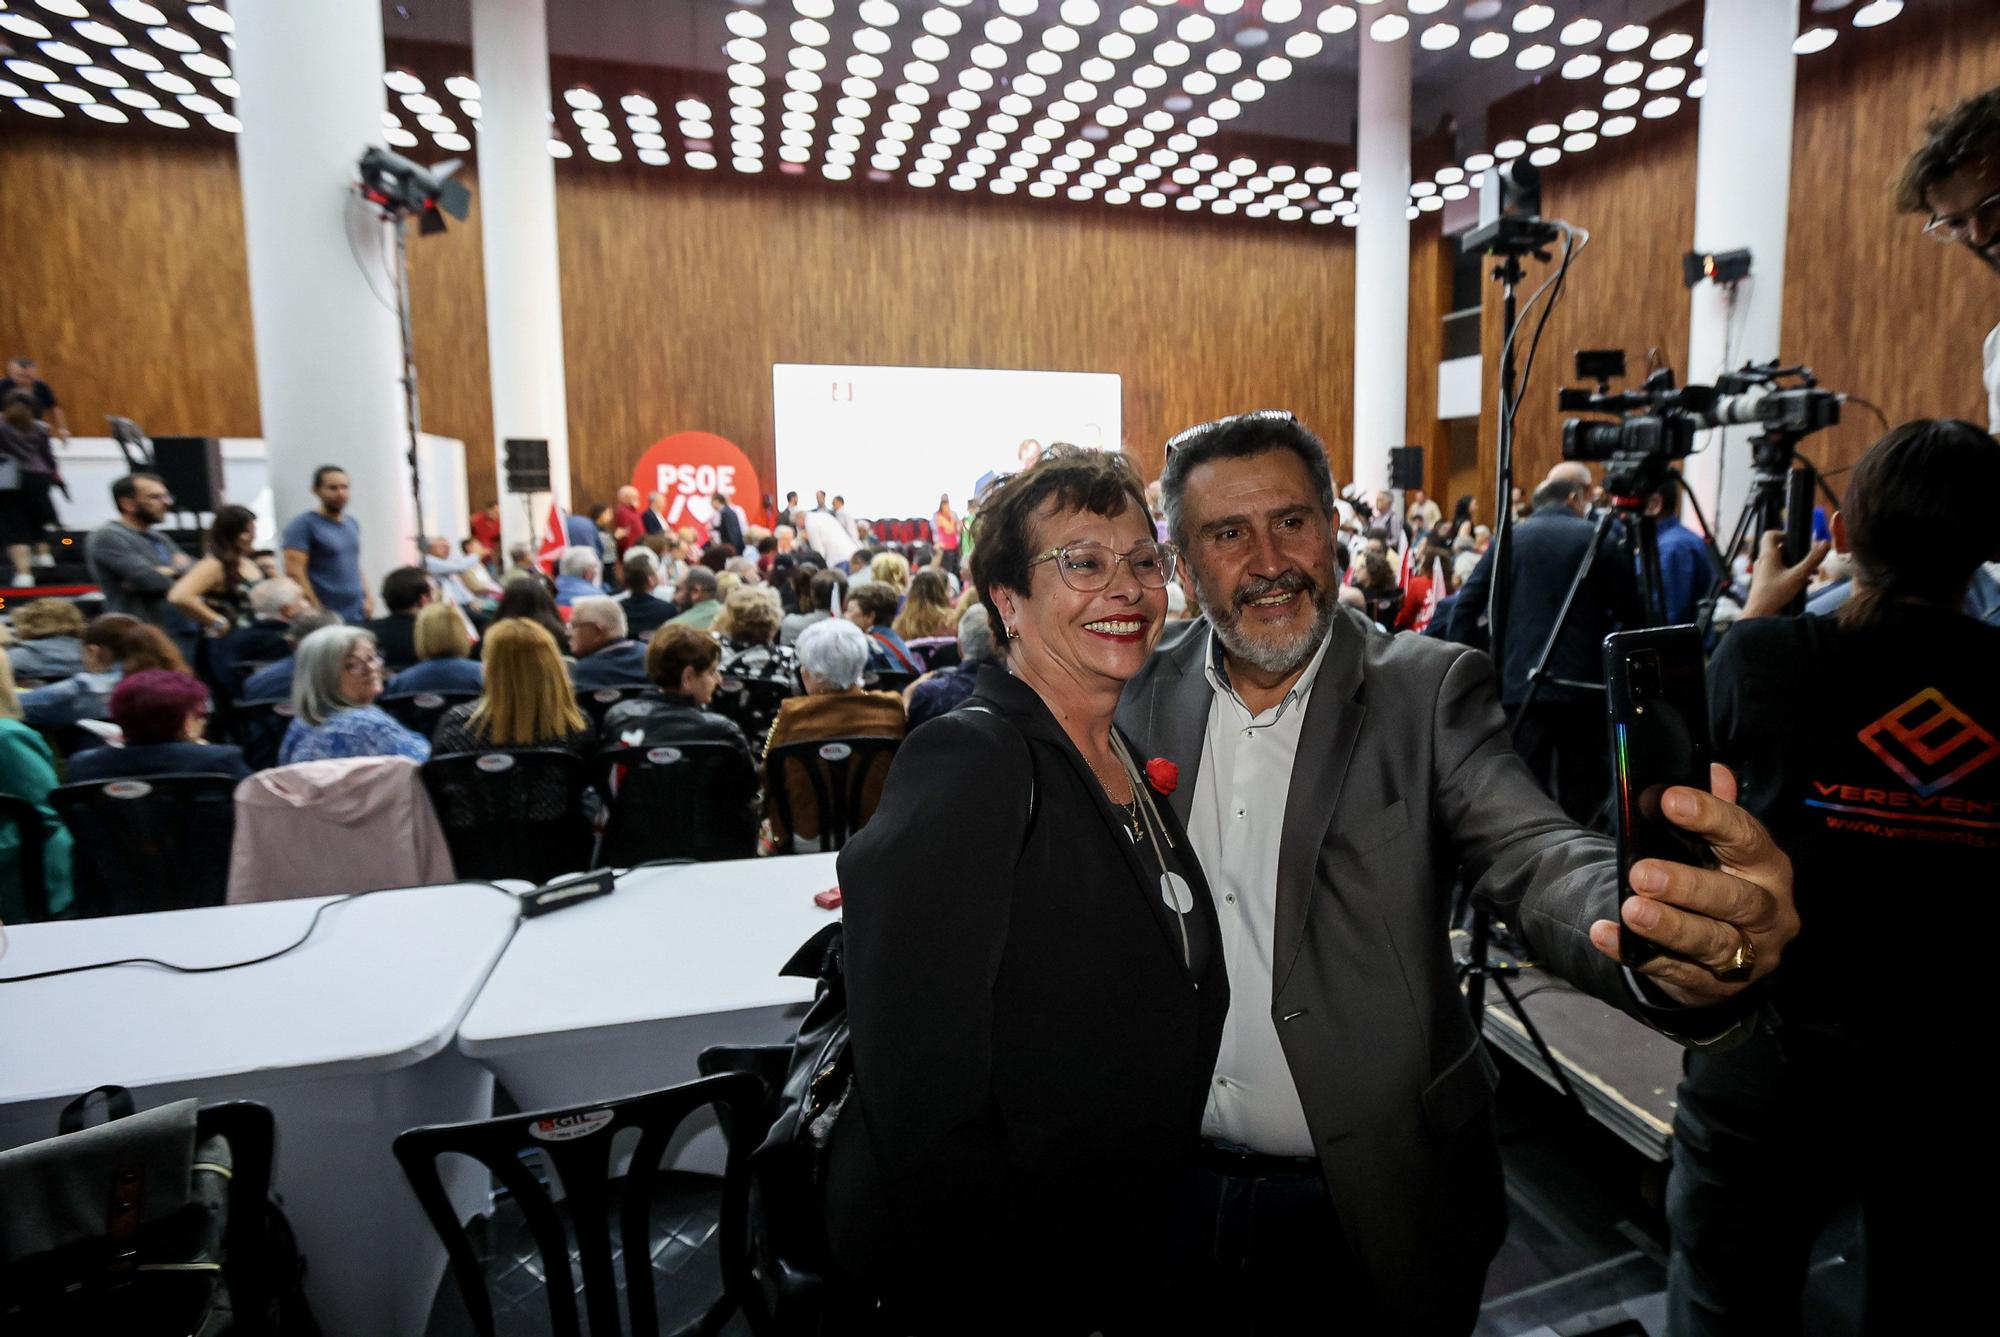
left=1646, top=66, right=1686, bottom=91
left=112, top=87, right=157, bottom=107
left=1025, top=49, right=1062, bottom=74
left=1287, top=31, right=1325, bottom=58
left=1113, top=84, right=1145, bottom=106
left=1562, top=109, right=1598, bottom=132
left=1369, top=13, right=1409, bottom=42
left=12, top=96, right=61, bottom=118
left=37, top=40, right=91, bottom=65
left=147, top=70, right=194, bottom=94
left=1515, top=44, right=1553, bottom=70
left=924, top=8, right=963, bottom=36
left=1234, top=76, right=1266, bottom=99
left=727, top=11, right=768, bottom=39
left=1563, top=132, right=1597, bottom=153
left=730, top=86, right=766, bottom=108
left=0, top=14, right=53, bottom=40
left=1641, top=96, right=1681, bottom=119
left=1235, top=26, right=1269, bottom=48
left=1317, top=6, right=1359, bottom=36
left=143, top=107, right=188, bottom=128
left=586, top=143, right=620, bottom=162
left=727, top=64, right=765, bottom=87
left=1463, top=152, right=1494, bottom=172
left=1527, top=146, right=1559, bottom=167
left=1264, top=0, right=1302, bottom=21
left=1603, top=86, right=1639, bottom=110
left=1081, top=56, right=1116, bottom=80
left=1256, top=56, right=1290, bottom=80
left=111, top=2, right=167, bottom=23
left=1605, top=24, right=1649, bottom=52
left=147, top=26, right=199, bottom=53
left=1184, top=69, right=1217, bottom=94
left=1651, top=32, right=1695, bottom=61
left=418, top=113, right=456, bottom=134
left=793, top=18, right=831, bottom=46
left=547, top=139, right=573, bottom=158
left=112, top=47, right=164, bottom=72
left=850, top=54, right=886, bottom=78
left=1493, top=139, right=1524, bottom=159
left=385, top=69, right=425, bottom=94
left=1177, top=13, right=1216, bottom=42
left=1792, top=28, right=1837, bottom=54
left=384, top=126, right=417, bottom=147
left=855, top=28, right=893, bottom=53
left=1512, top=5, right=1554, bottom=33
left=792, top=47, right=829, bottom=71
left=566, top=86, right=603, bottom=109
left=436, top=131, right=472, bottom=152
left=858, top=1, right=902, bottom=27
left=1061, top=0, right=1100, bottom=22
left=960, top=67, right=994, bottom=90
left=205, top=112, right=241, bottom=133
left=34, top=0, right=88, bottom=14
left=1101, top=31, right=1136, bottom=58
left=74, top=20, right=126, bottom=47
left=1604, top=60, right=1642, bottom=84
left=187, top=5, right=233, bottom=33
left=47, top=84, right=93, bottom=103
left=1853, top=2, right=1903, bottom=28
left=1687, top=77, right=1707, bottom=99
left=985, top=16, right=1023, bottom=44
left=1208, top=96, right=1240, bottom=119
left=1208, top=47, right=1243, bottom=73
left=1205, top=0, right=1243, bottom=13
left=404, top=92, right=443, bottom=115
left=1121, top=6, right=1159, bottom=34
left=581, top=125, right=617, bottom=144
left=1601, top=115, right=1636, bottom=137
left=1525, top=122, right=1558, bottom=144
left=1185, top=114, right=1217, bottom=135
left=1419, top=24, right=1459, bottom=51
left=1409, top=180, right=1436, bottom=198
left=681, top=119, right=716, bottom=138
left=912, top=34, right=950, bottom=61
left=4, top=58, right=58, bottom=82
left=1559, top=18, right=1601, bottom=46
left=446, top=76, right=482, bottom=101
left=1155, top=39, right=1191, bottom=65
left=1468, top=31, right=1508, bottom=59
left=1561, top=54, right=1600, bottom=79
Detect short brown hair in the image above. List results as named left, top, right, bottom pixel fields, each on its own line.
left=11, top=598, right=86, bottom=641
left=84, top=614, right=188, bottom=674
left=1896, top=85, right=2000, bottom=214
left=843, top=581, right=901, bottom=629
left=968, top=446, right=1150, bottom=646
left=646, top=622, right=721, bottom=690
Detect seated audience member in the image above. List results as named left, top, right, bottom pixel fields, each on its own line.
left=699, top=544, right=735, bottom=573
left=493, top=575, right=570, bottom=650
left=846, top=547, right=876, bottom=578
left=554, top=545, right=604, bottom=608
left=614, top=547, right=677, bottom=639
left=567, top=596, right=650, bottom=691
left=601, top=623, right=757, bottom=765
left=724, top=555, right=763, bottom=588
left=893, top=568, right=959, bottom=642
left=713, top=585, right=782, bottom=649
left=422, top=534, right=489, bottom=609
left=906, top=604, right=999, bottom=729
left=1355, top=549, right=1403, bottom=628
left=168, top=503, right=263, bottom=638
left=240, top=607, right=343, bottom=704
left=433, top=618, right=595, bottom=757
left=668, top=566, right=723, bottom=630
left=755, top=533, right=780, bottom=576
left=843, top=581, right=922, bottom=674
left=384, top=602, right=484, bottom=696
left=869, top=550, right=912, bottom=595
left=762, top=618, right=906, bottom=850
left=206, top=576, right=304, bottom=704
left=780, top=566, right=843, bottom=645
left=278, top=625, right=430, bottom=765
left=361, top=565, right=433, bottom=671
left=20, top=614, right=187, bottom=730
left=6, top=597, right=86, bottom=681
left=0, top=654, right=74, bottom=920
left=1665, top=419, right=2000, bottom=1332
left=64, top=670, right=249, bottom=784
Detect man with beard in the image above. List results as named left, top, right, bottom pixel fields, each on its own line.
left=1116, top=412, right=1800, bottom=1335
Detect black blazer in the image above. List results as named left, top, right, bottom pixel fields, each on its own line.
left=825, top=667, right=1228, bottom=1333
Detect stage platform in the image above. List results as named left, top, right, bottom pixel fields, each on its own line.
left=1456, top=930, right=1685, bottom=1164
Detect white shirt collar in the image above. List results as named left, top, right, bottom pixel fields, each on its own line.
left=1199, top=620, right=1333, bottom=726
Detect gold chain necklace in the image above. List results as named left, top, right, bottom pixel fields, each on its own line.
left=1082, top=745, right=1144, bottom=842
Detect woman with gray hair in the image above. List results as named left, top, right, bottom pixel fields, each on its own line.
left=278, top=625, right=430, bottom=765
left=759, top=617, right=904, bottom=851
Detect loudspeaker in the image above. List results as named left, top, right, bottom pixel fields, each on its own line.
left=1388, top=445, right=1425, bottom=491
left=150, top=436, right=224, bottom=514
left=504, top=438, right=551, bottom=493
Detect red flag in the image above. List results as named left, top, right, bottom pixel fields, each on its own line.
left=537, top=499, right=567, bottom=574
left=1413, top=555, right=1447, bottom=632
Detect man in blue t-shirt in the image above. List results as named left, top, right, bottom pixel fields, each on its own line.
left=281, top=466, right=369, bottom=622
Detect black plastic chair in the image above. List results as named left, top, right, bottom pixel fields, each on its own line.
left=708, top=656, right=799, bottom=756
left=577, top=684, right=662, bottom=732
left=0, top=791, right=52, bottom=921
left=903, top=638, right=960, bottom=672
left=421, top=749, right=595, bottom=884
left=48, top=773, right=239, bottom=917
left=394, top=1071, right=770, bottom=1337
left=763, top=735, right=903, bottom=853
left=859, top=669, right=918, bottom=695
left=595, top=744, right=760, bottom=866
left=228, top=698, right=296, bottom=772
left=380, top=689, right=482, bottom=740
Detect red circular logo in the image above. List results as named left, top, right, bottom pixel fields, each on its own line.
left=630, top=432, right=769, bottom=543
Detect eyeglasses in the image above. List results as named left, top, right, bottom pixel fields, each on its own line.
left=1923, top=189, right=2000, bottom=243
left=1163, top=409, right=1297, bottom=457
left=1028, top=540, right=1178, bottom=592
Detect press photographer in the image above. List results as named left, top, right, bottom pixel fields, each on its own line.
left=1666, top=419, right=2000, bottom=1333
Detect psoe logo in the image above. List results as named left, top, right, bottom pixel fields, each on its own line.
left=1857, top=688, right=2000, bottom=797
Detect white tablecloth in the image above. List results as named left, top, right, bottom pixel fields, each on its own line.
left=457, top=855, right=841, bottom=1162
left=0, top=884, right=521, bottom=1337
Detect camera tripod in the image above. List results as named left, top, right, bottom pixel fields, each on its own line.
left=1695, top=432, right=1838, bottom=638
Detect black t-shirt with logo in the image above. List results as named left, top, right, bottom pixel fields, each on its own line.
left=1710, top=604, right=2000, bottom=1034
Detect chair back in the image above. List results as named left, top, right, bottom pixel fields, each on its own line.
left=227, top=698, right=296, bottom=772
left=763, top=735, right=903, bottom=853
left=577, top=683, right=661, bottom=732
left=595, top=744, right=759, bottom=865
left=394, top=1071, right=768, bottom=1337
left=860, top=669, right=917, bottom=695
left=710, top=651, right=799, bottom=752
left=904, top=637, right=960, bottom=672
left=378, top=690, right=480, bottom=740
left=420, top=749, right=594, bottom=884
left=0, top=791, right=51, bottom=921
left=49, top=774, right=237, bottom=917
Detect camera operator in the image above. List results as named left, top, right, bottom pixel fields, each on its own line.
left=1445, top=463, right=1644, bottom=823
left=1666, top=419, right=2000, bottom=1334
left=1648, top=474, right=1716, bottom=626
left=1898, top=84, right=2000, bottom=435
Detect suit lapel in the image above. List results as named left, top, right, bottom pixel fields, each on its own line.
left=1272, top=611, right=1368, bottom=996
left=1144, top=627, right=1214, bottom=826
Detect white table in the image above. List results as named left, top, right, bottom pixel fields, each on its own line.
left=458, top=856, right=841, bottom=1162
left=0, top=884, right=521, bottom=1337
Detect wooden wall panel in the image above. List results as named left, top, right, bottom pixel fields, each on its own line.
left=1405, top=224, right=1453, bottom=504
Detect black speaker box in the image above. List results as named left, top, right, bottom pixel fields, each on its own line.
left=505, top=438, right=551, bottom=493
left=150, top=435, right=225, bottom=514
left=1388, top=445, right=1425, bottom=492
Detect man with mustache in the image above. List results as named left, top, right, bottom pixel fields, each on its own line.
left=1898, top=85, right=2000, bottom=434
left=1118, top=413, right=1799, bottom=1335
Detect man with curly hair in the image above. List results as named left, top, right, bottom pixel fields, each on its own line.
left=1896, top=83, right=2000, bottom=433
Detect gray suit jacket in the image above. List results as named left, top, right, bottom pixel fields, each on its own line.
left=1117, top=608, right=1724, bottom=1333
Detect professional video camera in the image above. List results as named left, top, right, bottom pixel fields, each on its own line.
left=1557, top=351, right=1842, bottom=499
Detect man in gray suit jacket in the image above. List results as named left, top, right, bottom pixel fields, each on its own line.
left=1117, top=413, right=1799, bottom=1335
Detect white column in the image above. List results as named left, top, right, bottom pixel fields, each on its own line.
left=1681, top=0, right=1799, bottom=530
left=233, top=0, right=413, bottom=597
left=472, top=0, right=572, bottom=553
left=1351, top=22, right=1412, bottom=496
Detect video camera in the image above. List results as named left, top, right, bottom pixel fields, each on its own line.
left=1557, top=351, right=1842, bottom=499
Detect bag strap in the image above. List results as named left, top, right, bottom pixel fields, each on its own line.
left=59, top=1085, right=136, bottom=1135
left=956, top=704, right=1037, bottom=847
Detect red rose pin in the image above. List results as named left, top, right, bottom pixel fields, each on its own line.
left=1145, top=758, right=1180, bottom=795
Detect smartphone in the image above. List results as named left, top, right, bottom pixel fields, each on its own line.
left=1604, top=626, right=1714, bottom=967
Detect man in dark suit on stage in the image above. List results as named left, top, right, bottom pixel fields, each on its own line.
left=1118, top=413, right=1798, bottom=1335
left=709, top=492, right=745, bottom=552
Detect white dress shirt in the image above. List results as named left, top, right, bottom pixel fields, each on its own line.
left=1188, top=626, right=1333, bottom=1156
left=1983, top=320, right=2000, bottom=436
